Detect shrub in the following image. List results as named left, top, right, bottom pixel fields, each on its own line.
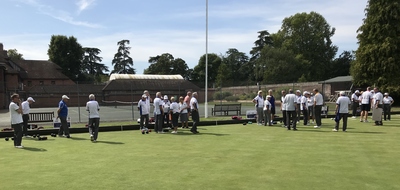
left=213, top=91, right=233, bottom=100
left=225, top=96, right=239, bottom=102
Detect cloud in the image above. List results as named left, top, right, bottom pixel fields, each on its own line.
left=76, top=0, right=95, bottom=14
left=18, top=0, right=101, bottom=28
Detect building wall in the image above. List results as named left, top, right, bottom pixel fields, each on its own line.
left=23, top=79, right=75, bottom=87
left=5, top=74, right=19, bottom=90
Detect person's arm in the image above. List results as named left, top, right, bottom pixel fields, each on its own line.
left=57, top=102, right=62, bottom=118
left=192, top=101, right=198, bottom=111
left=86, top=102, right=89, bottom=111
left=335, top=104, right=339, bottom=114
left=15, top=100, right=22, bottom=114
left=252, top=97, right=257, bottom=104
left=391, top=98, right=394, bottom=105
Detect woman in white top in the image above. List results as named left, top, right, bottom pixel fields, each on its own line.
left=263, top=96, right=272, bottom=126
left=162, top=95, right=171, bottom=128
left=170, top=97, right=180, bottom=133
left=253, top=90, right=264, bottom=125
left=179, top=96, right=189, bottom=128
left=307, top=93, right=315, bottom=124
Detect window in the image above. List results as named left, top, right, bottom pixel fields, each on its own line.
left=27, top=81, right=32, bottom=87
left=51, top=81, right=55, bottom=85
left=39, top=81, right=44, bottom=85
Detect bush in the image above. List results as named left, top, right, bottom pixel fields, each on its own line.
left=213, top=91, right=233, bottom=100
left=225, top=96, right=239, bottom=102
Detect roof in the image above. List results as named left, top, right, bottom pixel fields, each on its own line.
left=320, top=76, right=353, bottom=84
left=13, top=60, right=71, bottom=80
left=27, top=84, right=105, bottom=94
left=103, top=79, right=200, bottom=91
left=109, top=74, right=184, bottom=80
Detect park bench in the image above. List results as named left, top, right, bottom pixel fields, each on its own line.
left=29, top=112, right=55, bottom=123
left=212, top=104, right=241, bottom=116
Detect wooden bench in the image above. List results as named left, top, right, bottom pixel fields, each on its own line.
left=212, top=104, right=241, bottom=116
left=29, top=112, right=55, bottom=123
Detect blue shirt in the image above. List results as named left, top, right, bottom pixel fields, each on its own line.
left=269, top=95, right=275, bottom=108
left=58, top=100, right=68, bottom=117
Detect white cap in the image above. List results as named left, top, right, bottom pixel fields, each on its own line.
left=355, top=90, right=360, bottom=93
left=142, top=94, right=147, bottom=98
left=164, top=95, right=168, bottom=99
left=266, top=95, right=271, bottom=98
left=303, top=91, right=308, bottom=96
left=384, top=93, right=389, bottom=96
left=27, top=97, right=35, bottom=102
left=340, top=91, right=346, bottom=95
left=296, top=90, right=301, bottom=93
left=62, top=95, right=70, bottom=99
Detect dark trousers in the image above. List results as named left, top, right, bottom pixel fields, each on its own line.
left=22, top=114, right=29, bottom=136
left=314, top=105, right=322, bottom=126
left=163, top=113, right=170, bottom=127
left=140, top=114, right=149, bottom=129
left=191, top=110, right=199, bottom=132
left=302, top=109, right=308, bottom=125
left=155, top=114, right=163, bottom=132
left=296, top=104, right=301, bottom=119
left=172, top=113, right=179, bottom=127
left=282, top=110, right=287, bottom=126
left=286, top=110, right=297, bottom=129
left=263, top=110, right=271, bottom=126
left=12, top=123, right=23, bottom=146
left=352, top=102, right=358, bottom=116
left=58, top=116, right=70, bottom=136
left=88, top=118, right=100, bottom=140
left=335, top=113, right=348, bottom=131
left=383, top=104, right=391, bottom=120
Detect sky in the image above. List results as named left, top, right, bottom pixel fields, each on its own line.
left=0, top=0, right=368, bottom=74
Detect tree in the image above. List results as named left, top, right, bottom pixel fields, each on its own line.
left=250, top=30, right=273, bottom=82
left=222, top=48, right=250, bottom=86
left=351, top=0, right=400, bottom=91
left=7, top=49, right=24, bottom=61
left=48, top=35, right=84, bottom=81
left=192, top=53, right=222, bottom=87
left=215, top=62, right=230, bottom=87
left=276, top=12, right=338, bottom=81
left=111, top=40, right=135, bottom=74
left=80, top=47, right=108, bottom=82
left=330, top=50, right=354, bottom=78
left=144, top=53, right=189, bottom=79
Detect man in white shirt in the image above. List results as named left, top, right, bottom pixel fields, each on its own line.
left=295, top=90, right=302, bottom=123
left=284, top=89, right=298, bottom=130
left=86, top=94, right=100, bottom=142
left=153, top=92, right=164, bottom=133
left=351, top=90, right=360, bottom=118
left=9, top=93, right=24, bottom=148
left=162, top=95, right=171, bottom=128
left=190, top=92, right=200, bottom=134
left=252, top=90, right=264, bottom=125
left=307, top=93, right=315, bottom=124
left=280, top=90, right=287, bottom=127
left=383, top=93, right=394, bottom=121
left=263, top=96, right=272, bottom=126
left=170, top=97, right=180, bottom=133
left=360, top=87, right=373, bottom=122
left=372, top=87, right=383, bottom=126
left=301, top=91, right=308, bottom=125
left=143, top=90, right=152, bottom=115
left=313, top=89, right=324, bottom=128
left=21, top=97, right=35, bottom=137
left=333, top=91, right=352, bottom=132
left=138, top=94, right=150, bottom=133
left=179, top=96, right=189, bottom=128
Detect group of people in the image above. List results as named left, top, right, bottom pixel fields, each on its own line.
left=138, top=90, right=200, bottom=134
left=9, top=93, right=101, bottom=148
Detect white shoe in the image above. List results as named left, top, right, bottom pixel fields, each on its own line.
left=171, top=131, right=177, bottom=134
left=296, top=121, right=299, bottom=124
left=332, top=129, right=338, bottom=132
left=364, top=120, right=369, bottom=123
left=160, top=131, right=165, bottom=134
left=351, top=116, right=356, bottom=119
left=15, top=146, right=24, bottom=149
left=314, top=126, right=321, bottom=129
left=311, top=121, right=314, bottom=124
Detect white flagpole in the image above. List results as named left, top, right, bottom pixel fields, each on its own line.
left=205, top=0, right=209, bottom=118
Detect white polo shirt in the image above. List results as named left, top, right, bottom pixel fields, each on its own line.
left=307, top=96, right=314, bottom=107
left=351, top=93, right=359, bottom=102
left=138, top=99, right=150, bottom=115
left=300, top=96, right=307, bottom=110
left=373, top=92, right=383, bottom=105
left=383, top=96, right=393, bottom=104
left=153, top=97, right=162, bottom=115
left=314, top=93, right=324, bottom=106
left=190, top=97, right=198, bottom=110
left=10, top=102, right=23, bottom=124
left=86, top=100, right=100, bottom=118
left=361, top=91, right=372, bottom=104
left=179, top=102, right=188, bottom=114
left=281, top=96, right=287, bottom=111
left=162, top=100, right=171, bottom=113
left=170, top=102, right=180, bottom=114
left=336, top=96, right=351, bottom=113
left=284, top=93, right=297, bottom=111
left=254, top=95, right=264, bottom=108
left=263, top=100, right=271, bottom=111
left=21, top=101, right=30, bottom=115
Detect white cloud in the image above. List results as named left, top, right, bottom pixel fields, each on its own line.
left=76, top=0, right=95, bottom=14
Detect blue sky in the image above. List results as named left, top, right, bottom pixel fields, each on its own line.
left=0, top=0, right=367, bottom=74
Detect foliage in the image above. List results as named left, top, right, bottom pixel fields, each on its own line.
left=80, top=47, right=108, bottom=82
left=215, top=63, right=230, bottom=87
left=221, top=48, right=250, bottom=86
left=213, top=91, right=233, bottom=100
left=192, top=53, right=222, bottom=87
left=144, top=53, right=190, bottom=79
left=330, top=50, right=354, bottom=78
left=225, top=95, right=239, bottom=102
left=48, top=35, right=84, bottom=81
left=111, top=40, right=135, bottom=74
left=250, top=30, right=273, bottom=82
left=275, top=12, right=338, bottom=81
left=351, top=0, right=400, bottom=91
left=7, top=49, right=24, bottom=61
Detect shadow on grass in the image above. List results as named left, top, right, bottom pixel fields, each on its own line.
left=345, top=131, right=386, bottom=134
left=95, top=140, right=124, bottom=145
left=22, top=147, right=47, bottom=152
left=69, top=137, right=87, bottom=141
left=23, top=138, right=55, bottom=141
left=176, top=132, right=229, bottom=136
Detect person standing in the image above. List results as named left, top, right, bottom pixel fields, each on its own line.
left=383, top=93, right=394, bottom=121
left=190, top=92, right=200, bottom=134
left=179, top=96, right=188, bottom=129
left=57, top=95, right=70, bottom=138
left=281, top=90, right=287, bottom=127
left=162, top=95, right=171, bottom=128
left=295, top=90, right=302, bottom=123
left=138, top=94, right=150, bottom=132
left=307, top=93, right=315, bottom=124
left=284, top=89, right=298, bottom=130
left=333, top=91, right=352, bottom=132
left=360, top=87, right=373, bottom=122
left=372, top=88, right=383, bottom=126
left=153, top=92, right=164, bottom=133
left=170, top=97, right=180, bottom=134
left=313, top=89, right=324, bottom=129
left=21, top=97, right=35, bottom=137
left=184, top=91, right=192, bottom=123
left=143, top=90, right=152, bottom=116
left=263, top=95, right=272, bottom=126
left=268, top=89, right=276, bottom=124
left=253, top=90, right=264, bottom=125
left=301, top=91, right=308, bottom=125
left=351, top=90, right=360, bottom=118
left=86, top=94, right=100, bottom=142
left=9, top=93, right=24, bottom=148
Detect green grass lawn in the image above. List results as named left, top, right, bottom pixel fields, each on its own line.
left=1, top=115, right=399, bottom=190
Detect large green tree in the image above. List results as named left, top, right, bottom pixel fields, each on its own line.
left=351, top=0, right=400, bottom=91
left=144, top=53, right=189, bottom=79
left=48, top=35, right=83, bottom=81
left=111, top=40, right=135, bottom=74
left=222, top=48, right=250, bottom=86
left=275, top=12, right=338, bottom=81
left=80, top=47, right=109, bottom=82
left=7, top=49, right=24, bottom=61
left=330, top=50, right=354, bottom=78
left=192, top=53, right=222, bottom=87
left=250, top=30, right=273, bottom=82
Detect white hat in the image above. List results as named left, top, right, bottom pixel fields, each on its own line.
left=296, top=90, right=301, bottom=93
left=266, top=95, right=271, bottom=98
left=164, top=95, right=168, bottom=99
left=384, top=93, right=389, bottom=96
left=340, top=91, right=346, bottom=95
left=142, top=94, right=147, bottom=98
left=355, top=90, right=360, bottom=93
left=303, top=91, right=308, bottom=96
left=27, top=97, right=35, bottom=102
left=62, top=95, right=70, bottom=99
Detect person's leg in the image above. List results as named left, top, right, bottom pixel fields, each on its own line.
left=157, top=114, right=163, bottom=132
left=191, top=110, right=199, bottom=133
left=93, top=118, right=100, bottom=140
left=302, top=109, right=308, bottom=125
left=352, top=103, right=357, bottom=117
left=292, top=111, right=297, bottom=129
left=88, top=118, right=94, bottom=137
left=342, top=113, right=348, bottom=131
left=282, top=110, right=287, bottom=126
left=315, top=105, right=322, bottom=126
left=388, top=105, right=391, bottom=120
left=12, top=124, right=23, bottom=146
left=140, top=115, right=145, bottom=130
left=383, top=104, right=388, bottom=120
left=286, top=111, right=291, bottom=129
left=60, top=117, right=70, bottom=137
left=144, top=114, right=149, bottom=129
left=256, top=108, right=263, bottom=124
left=22, top=114, right=29, bottom=136
left=266, top=111, right=271, bottom=126
left=263, top=110, right=268, bottom=126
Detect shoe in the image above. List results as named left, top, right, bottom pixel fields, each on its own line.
left=314, top=126, right=321, bottom=129
left=311, top=121, right=314, bottom=124
left=332, top=129, right=338, bottom=132
left=360, top=120, right=363, bottom=122
left=93, top=140, right=97, bottom=143
left=15, top=146, right=24, bottom=149
left=351, top=116, right=356, bottom=119
left=364, top=120, right=369, bottom=123
left=66, top=135, right=71, bottom=138
left=296, top=121, right=299, bottom=124
left=171, top=131, right=177, bottom=134
left=191, top=131, right=197, bottom=134
left=195, top=131, right=200, bottom=133
left=307, top=123, right=310, bottom=126
left=90, top=136, right=94, bottom=141
left=293, top=128, right=298, bottom=131
left=343, top=130, right=347, bottom=132
left=287, top=128, right=291, bottom=130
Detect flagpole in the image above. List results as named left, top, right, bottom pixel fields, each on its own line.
left=205, top=0, right=209, bottom=118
